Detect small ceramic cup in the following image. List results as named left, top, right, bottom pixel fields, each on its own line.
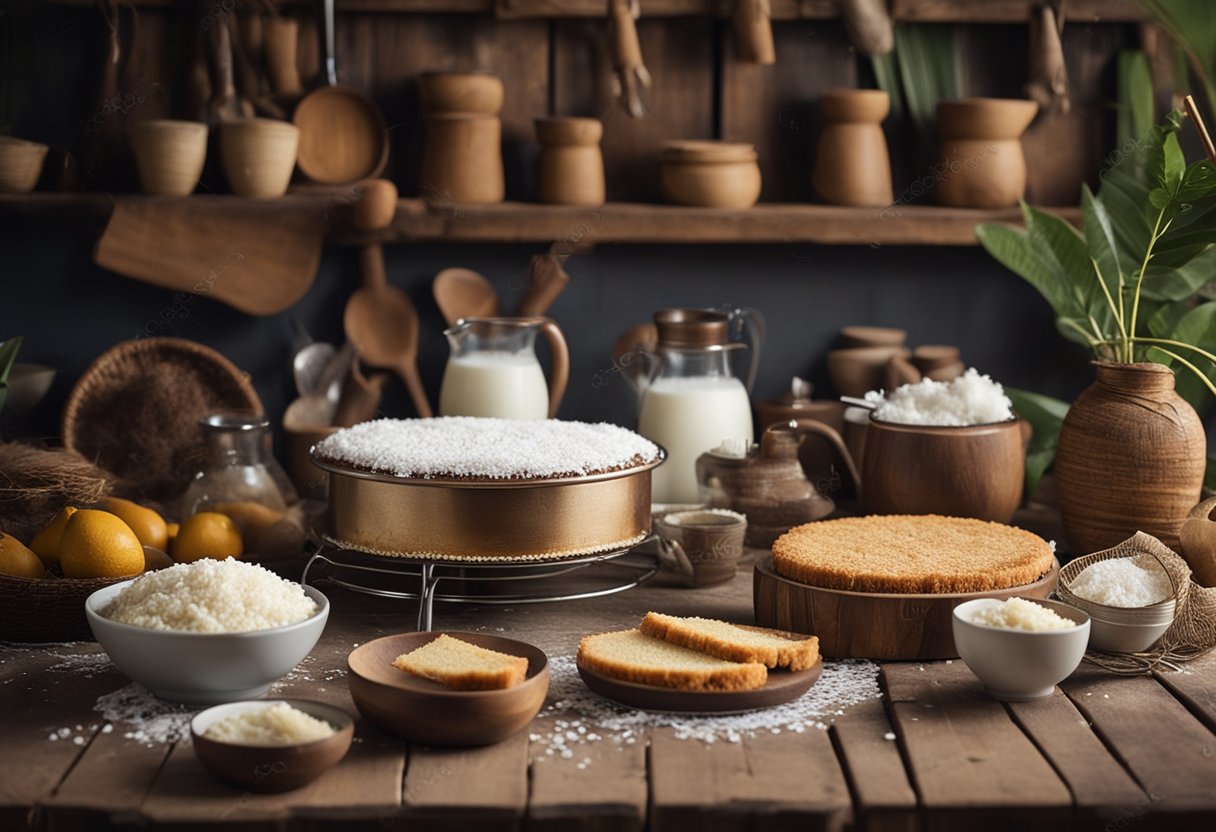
left=220, top=118, right=299, bottom=198
left=654, top=508, right=747, bottom=587
left=130, top=120, right=208, bottom=196
left=0, top=135, right=49, bottom=194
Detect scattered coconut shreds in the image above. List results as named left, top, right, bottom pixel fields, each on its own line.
left=46, top=651, right=114, bottom=678
left=529, top=656, right=880, bottom=762
left=92, top=683, right=196, bottom=747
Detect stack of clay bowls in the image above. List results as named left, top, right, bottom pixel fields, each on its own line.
left=419, top=72, right=505, bottom=204
left=826, top=326, right=910, bottom=397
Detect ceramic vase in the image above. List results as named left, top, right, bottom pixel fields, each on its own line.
left=1054, top=361, right=1206, bottom=553
left=935, top=97, right=1038, bottom=208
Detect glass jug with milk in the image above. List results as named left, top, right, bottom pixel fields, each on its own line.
left=439, top=317, right=570, bottom=419
left=635, top=308, right=764, bottom=505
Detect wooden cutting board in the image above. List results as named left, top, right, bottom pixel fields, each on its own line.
left=94, top=196, right=327, bottom=316
left=753, top=555, right=1060, bottom=660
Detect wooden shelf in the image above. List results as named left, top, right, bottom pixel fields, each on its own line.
left=42, top=0, right=1148, bottom=23
left=0, top=193, right=1079, bottom=247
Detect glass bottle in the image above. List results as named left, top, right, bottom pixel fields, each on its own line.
left=180, top=414, right=288, bottom=518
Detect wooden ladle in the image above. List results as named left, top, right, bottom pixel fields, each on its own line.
left=433, top=267, right=500, bottom=327
left=343, top=180, right=433, bottom=417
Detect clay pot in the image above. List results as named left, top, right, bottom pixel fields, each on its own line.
left=0, top=135, right=48, bottom=194
left=1180, top=497, right=1216, bottom=587
left=219, top=118, right=299, bottom=198
left=1055, top=362, right=1206, bottom=553
left=420, top=114, right=504, bottom=204
left=812, top=89, right=893, bottom=207
left=130, top=120, right=208, bottom=196
left=839, top=325, right=906, bottom=349
left=535, top=117, right=605, bottom=207
left=419, top=72, right=504, bottom=115
left=936, top=97, right=1038, bottom=208
left=911, top=344, right=964, bottom=380
left=826, top=345, right=909, bottom=398
left=659, top=141, right=761, bottom=209
left=860, top=417, right=1026, bottom=522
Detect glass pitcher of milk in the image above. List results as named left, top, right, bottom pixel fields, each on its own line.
left=636, top=308, right=764, bottom=505
left=439, top=317, right=570, bottom=419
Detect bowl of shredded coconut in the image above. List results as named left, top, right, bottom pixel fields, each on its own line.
left=853, top=370, right=1026, bottom=522
left=953, top=597, right=1090, bottom=701
left=1059, top=554, right=1177, bottom=652
left=85, top=559, right=329, bottom=704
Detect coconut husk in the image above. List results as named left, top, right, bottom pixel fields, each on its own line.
left=1060, top=531, right=1216, bottom=675
left=0, top=442, right=121, bottom=542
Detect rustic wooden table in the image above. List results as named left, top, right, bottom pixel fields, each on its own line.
left=2, top=542, right=1215, bottom=832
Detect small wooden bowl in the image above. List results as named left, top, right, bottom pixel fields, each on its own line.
left=191, top=699, right=354, bottom=793
left=347, top=632, right=548, bottom=747
left=826, top=345, right=909, bottom=397
left=219, top=118, right=300, bottom=198
left=130, top=120, right=208, bottom=196
left=660, top=140, right=761, bottom=209
left=0, top=135, right=48, bottom=194
left=419, top=71, right=505, bottom=115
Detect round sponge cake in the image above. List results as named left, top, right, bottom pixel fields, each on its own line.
left=771, top=515, right=1055, bottom=594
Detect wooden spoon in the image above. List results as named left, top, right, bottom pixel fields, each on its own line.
left=343, top=180, right=432, bottom=418
left=433, top=267, right=500, bottom=327
left=332, top=357, right=390, bottom=427
left=516, top=253, right=570, bottom=317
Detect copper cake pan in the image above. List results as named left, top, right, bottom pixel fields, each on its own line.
left=310, top=449, right=664, bottom=562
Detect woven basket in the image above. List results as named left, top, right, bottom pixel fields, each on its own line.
left=0, top=573, right=126, bottom=643
left=61, top=338, right=262, bottom=502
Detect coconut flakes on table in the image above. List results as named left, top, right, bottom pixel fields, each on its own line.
left=529, top=656, right=881, bottom=763
left=313, top=417, right=661, bottom=480
left=91, top=683, right=197, bottom=747
left=865, top=368, right=1013, bottom=426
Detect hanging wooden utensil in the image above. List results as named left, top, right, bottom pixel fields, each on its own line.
left=608, top=0, right=650, bottom=119
left=293, top=0, right=389, bottom=185
left=263, top=13, right=304, bottom=99
left=206, top=10, right=255, bottom=124
left=1026, top=1, right=1070, bottom=115
left=233, top=12, right=286, bottom=119
left=733, top=0, right=775, bottom=65
left=432, top=268, right=500, bottom=327
left=515, top=253, right=570, bottom=317
left=839, top=0, right=894, bottom=57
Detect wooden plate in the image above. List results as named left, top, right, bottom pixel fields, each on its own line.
left=347, top=632, right=548, bottom=747
left=577, top=660, right=823, bottom=714
left=754, top=555, right=1060, bottom=660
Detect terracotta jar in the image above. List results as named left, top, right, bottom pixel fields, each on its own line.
left=1055, top=362, right=1206, bottom=553
left=812, top=89, right=893, bottom=207
left=420, top=113, right=504, bottom=204
left=659, top=141, right=761, bottom=209
left=535, top=117, right=605, bottom=207
left=935, top=97, right=1038, bottom=208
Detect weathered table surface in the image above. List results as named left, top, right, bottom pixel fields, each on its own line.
left=3, top=542, right=1215, bottom=832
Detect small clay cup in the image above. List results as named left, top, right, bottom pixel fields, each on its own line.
left=660, top=141, right=761, bottom=209
left=130, top=120, right=208, bottom=196
left=655, top=508, right=748, bottom=587
left=219, top=118, right=299, bottom=198
left=535, top=117, right=605, bottom=206
left=419, top=72, right=505, bottom=115
left=420, top=113, right=504, bottom=204
left=0, top=135, right=48, bottom=194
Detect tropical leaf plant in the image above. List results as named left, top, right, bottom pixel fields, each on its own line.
left=977, top=110, right=1216, bottom=416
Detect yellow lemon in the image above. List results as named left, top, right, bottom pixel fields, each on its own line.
left=143, top=546, right=175, bottom=572
left=102, top=497, right=169, bottom=552
left=0, top=533, right=48, bottom=579
left=173, top=512, right=243, bottom=563
left=59, top=510, right=145, bottom=579
left=29, top=505, right=77, bottom=565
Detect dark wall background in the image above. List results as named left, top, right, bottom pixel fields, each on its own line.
left=0, top=211, right=1093, bottom=449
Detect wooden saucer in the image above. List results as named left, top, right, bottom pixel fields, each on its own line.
left=753, top=555, right=1060, bottom=660
left=577, top=660, right=822, bottom=714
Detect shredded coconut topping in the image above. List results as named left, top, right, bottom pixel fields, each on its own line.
left=314, top=417, right=661, bottom=480
left=865, top=368, right=1014, bottom=426
left=1070, top=555, right=1174, bottom=607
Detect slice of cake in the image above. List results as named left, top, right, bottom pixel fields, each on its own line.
left=639, top=612, right=820, bottom=671
left=576, top=629, right=767, bottom=691
left=392, top=634, right=529, bottom=691
left=771, top=514, right=1055, bottom=594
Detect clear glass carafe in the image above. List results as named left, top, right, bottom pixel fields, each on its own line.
left=180, top=414, right=288, bottom=518
left=438, top=317, right=569, bottom=420
left=636, top=309, right=763, bottom=505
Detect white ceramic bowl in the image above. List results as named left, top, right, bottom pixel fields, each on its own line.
left=1086, top=615, right=1172, bottom=653
left=86, top=581, right=328, bottom=704
left=952, top=597, right=1090, bottom=702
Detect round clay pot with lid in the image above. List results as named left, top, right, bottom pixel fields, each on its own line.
left=535, top=117, right=605, bottom=206
left=936, top=97, right=1038, bottom=208
left=660, top=140, right=762, bottom=209
left=419, top=71, right=505, bottom=115
left=812, top=88, right=893, bottom=207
